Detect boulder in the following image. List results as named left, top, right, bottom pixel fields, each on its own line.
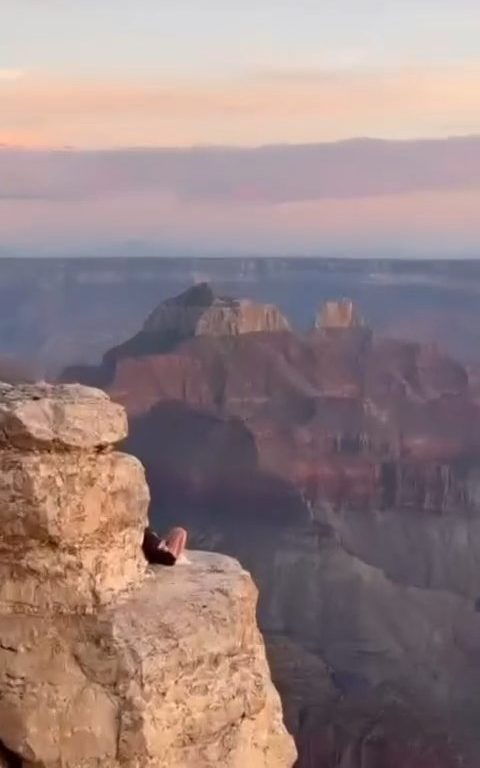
left=0, top=382, right=127, bottom=449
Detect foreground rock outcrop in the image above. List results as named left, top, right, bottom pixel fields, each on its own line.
left=0, top=383, right=295, bottom=768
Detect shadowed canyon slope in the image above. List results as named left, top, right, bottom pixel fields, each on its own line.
left=61, top=284, right=480, bottom=767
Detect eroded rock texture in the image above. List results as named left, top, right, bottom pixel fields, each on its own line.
left=0, top=383, right=295, bottom=768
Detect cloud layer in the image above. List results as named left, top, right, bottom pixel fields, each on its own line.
left=1, top=137, right=480, bottom=255
left=1, top=136, right=480, bottom=203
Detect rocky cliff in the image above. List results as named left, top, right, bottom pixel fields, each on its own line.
left=0, top=383, right=295, bottom=768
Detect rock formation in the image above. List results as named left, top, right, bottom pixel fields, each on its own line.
left=315, top=299, right=364, bottom=329
left=91, top=283, right=290, bottom=376
left=5, top=255, right=480, bottom=376
left=0, top=383, right=295, bottom=768
left=143, top=282, right=291, bottom=337
left=63, top=295, right=479, bottom=518
left=59, top=289, right=480, bottom=766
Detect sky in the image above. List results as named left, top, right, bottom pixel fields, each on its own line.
left=2, top=0, right=480, bottom=147
left=1, top=0, right=480, bottom=255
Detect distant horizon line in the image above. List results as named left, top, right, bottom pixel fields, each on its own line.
left=1, top=246, right=479, bottom=262
left=2, top=133, right=480, bottom=154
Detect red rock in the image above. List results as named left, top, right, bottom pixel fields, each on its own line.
left=60, top=288, right=480, bottom=516
left=108, top=353, right=214, bottom=416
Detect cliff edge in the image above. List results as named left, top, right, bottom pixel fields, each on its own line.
left=0, top=383, right=295, bottom=768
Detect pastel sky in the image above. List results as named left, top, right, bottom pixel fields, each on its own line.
left=1, top=1, right=480, bottom=255
left=2, top=0, right=480, bottom=147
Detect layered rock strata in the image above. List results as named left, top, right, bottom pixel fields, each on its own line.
left=62, top=292, right=480, bottom=518
left=96, top=283, right=291, bottom=373
left=143, top=282, right=291, bottom=337
left=0, top=383, right=295, bottom=768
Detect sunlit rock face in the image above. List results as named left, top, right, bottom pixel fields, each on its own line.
left=315, top=299, right=364, bottom=330
left=143, top=282, right=291, bottom=336
left=0, top=383, right=295, bottom=768
left=99, top=282, right=291, bottom=373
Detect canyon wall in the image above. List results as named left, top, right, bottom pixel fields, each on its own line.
left=187, top=514, right=480, bottom=767
left=0, top=383, right=295, bottom=768
left=90, top=288, right=480, bottom=520
left=60, top=285, right=480, bottom=766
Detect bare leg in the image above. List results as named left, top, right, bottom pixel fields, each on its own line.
left=164, top=527, right=188, bottom=559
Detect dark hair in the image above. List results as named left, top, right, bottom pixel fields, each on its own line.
left=142, top=527, right=176, bottom=566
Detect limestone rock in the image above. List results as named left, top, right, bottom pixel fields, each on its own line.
left=0, top=450, right=149, bottom=613
left=111, top=553, right=296, bottom=768
left=195, top=298, right=290, bottom=336
left=0, top=383, right=295, bottom=768
left=0, top=382, right=127, bottom=449
left=0, top=383, right=146, bottom=613
left=315, top=299, right=364, bottom=329
left=143, top=282, right=291, bottom=337
left=0, top=555, right=295, bottom=768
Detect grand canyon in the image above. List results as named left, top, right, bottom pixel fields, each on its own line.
left=41, top=257, right=480, bottom=768
left=4, top=2, right=480, bottom=764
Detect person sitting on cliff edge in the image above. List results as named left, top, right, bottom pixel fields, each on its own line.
left=142, top=525, right=190, bottom=566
